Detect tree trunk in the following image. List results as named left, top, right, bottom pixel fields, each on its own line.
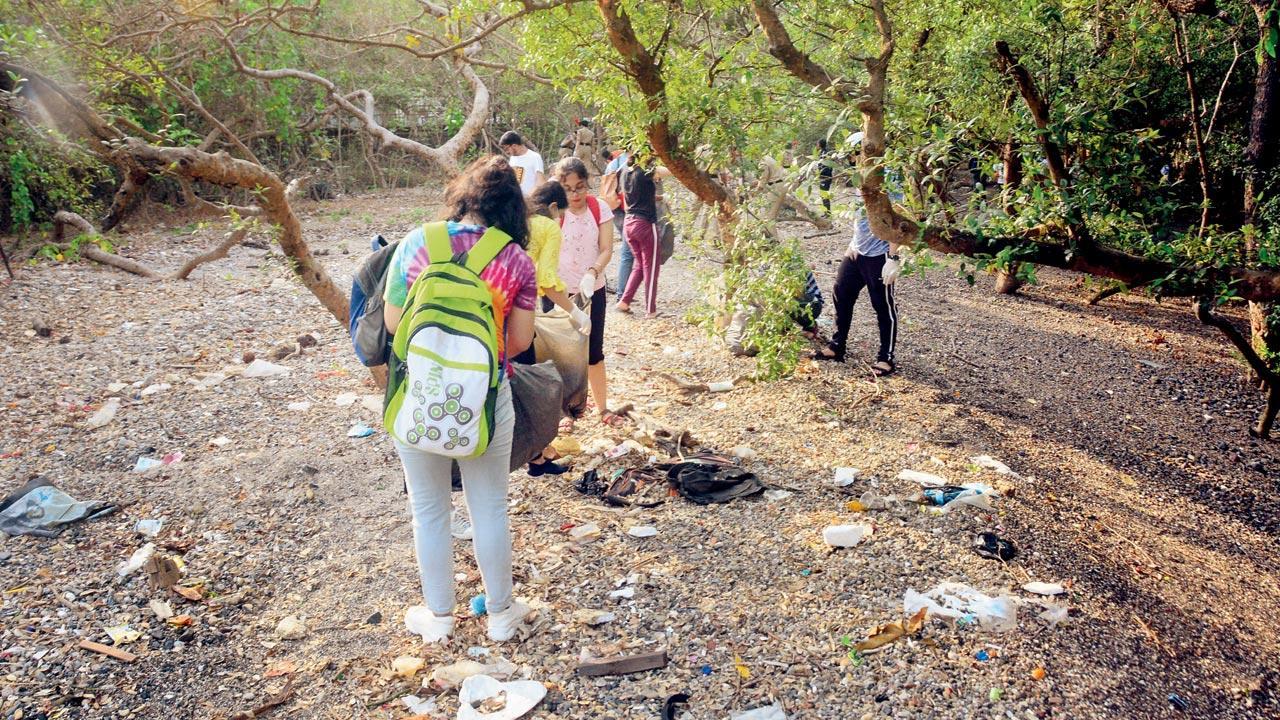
left=1245, top=3, right=1280, bottom=368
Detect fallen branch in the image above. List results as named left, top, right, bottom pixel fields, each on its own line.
left=657, top=372, right=755, bottom=394
left=53, top=211, right=248, bottom=282
left=1087, top=282, right=1131, bottom=306
left=1196, top=298, right=1280, bottom=438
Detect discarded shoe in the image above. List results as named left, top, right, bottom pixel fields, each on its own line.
left=973, top=532, right=1018, bottom=562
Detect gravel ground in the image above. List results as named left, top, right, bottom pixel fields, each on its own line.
left=1, top=188, right=1277, bottom=720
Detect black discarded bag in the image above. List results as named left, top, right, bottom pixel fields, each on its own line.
left=663, top=456, right=763, bottom=505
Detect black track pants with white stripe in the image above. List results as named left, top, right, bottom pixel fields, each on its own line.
left=830, top=253, right=897, bottom=364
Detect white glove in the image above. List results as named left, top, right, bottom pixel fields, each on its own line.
left=569, top=306, right=592, bottom=336
left=579, top=269, right=597, bottom=299
left=881, top=255, right=901, bottom=286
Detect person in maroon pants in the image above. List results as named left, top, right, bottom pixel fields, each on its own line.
left=615, top=155, right=672, bottom=318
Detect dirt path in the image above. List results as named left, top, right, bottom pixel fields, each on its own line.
left=1, top=188, right=1276, bottom=720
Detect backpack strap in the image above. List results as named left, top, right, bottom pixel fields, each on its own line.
left=423, top=221, right=453, bottom=265
left=462, top=227, right=512, bottom=276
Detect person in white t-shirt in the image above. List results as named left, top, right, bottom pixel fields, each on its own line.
left=499, top=131, right=545, bottom=197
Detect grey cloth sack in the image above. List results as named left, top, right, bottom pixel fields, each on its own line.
left=533, top=305, right=590, bottom=416
left=451, top=360, right=564, bottom=482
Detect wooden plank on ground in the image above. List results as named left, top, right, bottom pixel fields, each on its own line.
left=576, top=649, right=667, bottom=677
left=78, top=639, right=137, bottom=663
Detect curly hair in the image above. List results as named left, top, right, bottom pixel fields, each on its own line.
left=440, top=155, right=529, bottom=248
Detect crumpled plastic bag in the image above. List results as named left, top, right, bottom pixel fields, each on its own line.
left=456, top=674, right=546, bottom=720
left=903, top=582, right=1019, bottom=632
left=730, top=703, right=787, bottom=720
left=0, top=480, right=117, bottom=538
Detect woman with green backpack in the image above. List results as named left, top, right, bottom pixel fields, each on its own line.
left=381, top=155, right=538, bottom=643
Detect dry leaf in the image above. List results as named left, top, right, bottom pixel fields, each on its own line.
left=265, top=660, right=297, bottom=678
left=172, top=585, right=203, bottom=601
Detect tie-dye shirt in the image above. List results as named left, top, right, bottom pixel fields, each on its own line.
left=383, top=222, right=537, bottom=367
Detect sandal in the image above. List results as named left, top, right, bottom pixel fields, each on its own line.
left=600, top=410, right=626, bottom=428
left=871, top=360, right=896, bottom=377
left=810, top=344, right=845, bottom=362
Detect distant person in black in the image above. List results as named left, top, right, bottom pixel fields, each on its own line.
left=817, top=138, right=835, bottom=216
left=616, top=154, right=672, bottom=318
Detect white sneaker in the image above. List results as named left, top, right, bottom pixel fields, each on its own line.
left=486, top=600, right=534, bottom=642
left=404, top=605, right=454, bottom=643
left=451, top=506, right=474, bottom=541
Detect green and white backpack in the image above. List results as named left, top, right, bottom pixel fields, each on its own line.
left=384, top=222, right=510, bottom=457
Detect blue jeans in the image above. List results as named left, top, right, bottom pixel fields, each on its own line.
left=613, top=209, right=632, bottom=293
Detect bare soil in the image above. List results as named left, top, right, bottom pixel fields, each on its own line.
left=1, top=188, right=1276, bottom=720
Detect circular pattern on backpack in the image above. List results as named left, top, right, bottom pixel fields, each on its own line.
left=456, top=408, right=473, bottom=424
left=446, top=383, right=463, bottom=399
left=428, top=403, right=446, bottom=421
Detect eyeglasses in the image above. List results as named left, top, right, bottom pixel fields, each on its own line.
left=563, top=184, right=589, bottom=195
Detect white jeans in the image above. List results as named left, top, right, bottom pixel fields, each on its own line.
left=394, top=381, right=514, bottom=615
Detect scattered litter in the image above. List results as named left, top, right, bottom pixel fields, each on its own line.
left=627, top=525, right=658, bottom=538
left=729, top=703, right=786, bottom=720
left=971, top=455, right=1018, bottom=476
left=989, top=688, right=1003, bottom=702
left=467, top=646, right=490, bottom=657
left=334, top=392, right=358, bottom=407
left=1168, top=693, right=1189, bottom=711
left=853, top=606, right=927, bottom=653
left=550, top=437, right=582, bottom=456
left=133, top=457, right=162, bottom=472
left=833, top=467, right=859, bottom=487
left=569, top=523, right=601, bottom=542
left=608, top=587, right=636, bottom=600
left=470, top=594, right=487, bottom=616
left=430, top=658, right=518, bottom=687
left=140, top=383, right=170, bottom=397
left=858, top=491, right=892, bottom=510
left=115, top=543, right=156, bottom=577
left=242, top=359, right=290, bottom=378
left=86, top=398, right=121, bottom=429
left=1022, top=581, right=1066, bottom=596
left=576, top=649, right=668, bottom=677
left=710, top=401, right=728, bottom=411
left=346, top=423, right=375, bottom=438
left=457, top=674, right=546, bottom=720
left=149, top=599, right=174, bottom=620
left=973, top=532, right=1018, bottom=561
left=707, top=380, right=735, bottom=392
left=134, top=519, right=163, bottom=537
left=392, top=656, right=425, bottom=678
left=822, top=523, right=873, bottom=547
left=897, top=469, right=946, bottom=487
left=105, top=625, right=142, bottom=645
left=904, top=583, right=1019, bottom=632
left=209, top=436, right=232, bottom=448
left=605, top=440, right=647, bottom=459
left=728, top=445, right=757, bottom=460
left=764, top=489, right=793, bottom=501
left=1031, top=666, right=1047, bottom=680
left=274, top=615, right=307, bottom=640
left=161, top=452, right=183, bottom=465
left=0, top=480, right=116, bottom=538
left=287, top=401, right=312, bottom=412
left=1036, top=603, right=1070, bottom=627
left=922, top=483, right=998, bottom=513
left=974, top=649, right=990, bottom=662
left=402, top=695, right=438, bottom=715
left=572, top=609, right=616, bottom=626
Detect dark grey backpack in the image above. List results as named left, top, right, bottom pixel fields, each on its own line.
left=348, top=235, right=399, bottom=367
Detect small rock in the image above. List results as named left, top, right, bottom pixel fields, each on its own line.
left=365, top=611, right=382, bottom=625
left=274, top=615, right=307, bottom=640
left=297, top=333, right=318, bottom=348
left=33, top=319, right=51, bottom=337
left=242, top=351, right=256, bottom=364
